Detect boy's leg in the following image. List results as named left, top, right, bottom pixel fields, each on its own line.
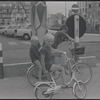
left=50, top=64, right=68, bottom=85
left=34, top=60, right=42, bottom=81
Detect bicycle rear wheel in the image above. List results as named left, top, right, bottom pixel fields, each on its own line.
left=35, top=84, right=53, bottom=99
left=73, top=62, right=93, bottom=84
left=27, top=65, right=39, bottom=87
left=73, top=81, right=87, bottom=99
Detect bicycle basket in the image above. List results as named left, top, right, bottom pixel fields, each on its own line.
left=70, top=46, right=85, bottom=56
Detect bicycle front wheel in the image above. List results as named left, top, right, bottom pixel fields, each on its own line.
left=27, top=65, right=39, bottom=87
left=73, top=62, right=93, bottom=84
left=35, top=84, right=53, bottom=99
left=73, top=81, right=87, bottom=99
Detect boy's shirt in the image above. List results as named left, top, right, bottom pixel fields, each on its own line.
left=29, top=43, right=41, bottom=63
left=39, top=45, right=53, bottom=71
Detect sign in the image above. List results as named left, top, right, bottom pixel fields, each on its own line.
left=65, top=14, right=86, bottom=39
left=71, top=4, right=79, bottom=14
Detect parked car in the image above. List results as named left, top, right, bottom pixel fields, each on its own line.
left=0, top=26, right=6, bottom=34
left=15, top=26, right=32, bottom=40
left=3, top=25, right=13, bottom=35
left=4, top=25, right=20, bottom=37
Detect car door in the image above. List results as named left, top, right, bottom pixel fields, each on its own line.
left=6, top=26, right=14, bottom=35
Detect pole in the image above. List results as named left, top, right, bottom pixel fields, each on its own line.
left=0, top=43, right=4, bottom=79
left=74, top=14, right=79, bottom=62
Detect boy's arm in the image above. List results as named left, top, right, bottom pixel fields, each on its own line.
left=62, top=31, right=75, bottom=42
left=51, top=47, right=64, bottom=57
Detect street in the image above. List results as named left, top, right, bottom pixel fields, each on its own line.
left=0, top=66, right=99, bottom=99
left=1, top=33, right=100, bottom=65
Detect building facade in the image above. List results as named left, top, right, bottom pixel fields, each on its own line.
left=77, top=1, right=100, bottom=33
left=11, top=2, right=31, bottom=25
left=77, top=1, right=87, bottom=19
left=0, top=1, right=31, bottom=25
left=0, top=1, right=14, bottom=25
left=86, top=2, right=100, bottom=29
left=47, top=13, right=65, bottom=28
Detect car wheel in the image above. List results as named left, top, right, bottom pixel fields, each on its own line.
left=23, top=34, right=30, bottom=40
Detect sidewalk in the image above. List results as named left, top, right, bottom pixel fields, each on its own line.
left=0, top=64, right=100, bottom=99
left=80, top=34, right=100, bottom=42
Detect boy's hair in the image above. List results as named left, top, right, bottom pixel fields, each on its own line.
left=44, top=33, right=54, bottom=41
left=31, top=35, right=39, bottom=41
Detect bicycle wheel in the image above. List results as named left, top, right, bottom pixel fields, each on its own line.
left=26, top=65, right=39, bottom=87
left=73, top=62, right=93, bottom=84
left=35, top=84, right=53, bottom=99
left=73, top=81, right=87, bottom=99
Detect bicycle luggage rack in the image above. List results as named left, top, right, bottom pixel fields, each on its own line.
left=70, top=46, right=85, bottom=56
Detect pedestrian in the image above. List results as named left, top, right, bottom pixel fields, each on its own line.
left=29, top=35, right=42, bottom=81
left=39, top=33, right=69, bottom=87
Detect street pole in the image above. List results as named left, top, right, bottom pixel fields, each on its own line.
left=74, top=15, right=79, bottom=62
left=65, top=2, right=66, bottom=20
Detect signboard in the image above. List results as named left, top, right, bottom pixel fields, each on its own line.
left=65, top=14, right=86, bottom=39
left=71, top=4, right=79, bottom=14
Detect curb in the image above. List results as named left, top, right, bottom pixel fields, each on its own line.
left=3, top=62, right=32, bottom=78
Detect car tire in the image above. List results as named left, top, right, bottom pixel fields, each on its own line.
left=23, top=34, right=30, bottom=40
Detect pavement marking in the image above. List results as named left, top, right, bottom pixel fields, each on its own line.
left=22, top=41, right=31, bottom=45
left=8, top=42, right=17, bottom=45
left=85, top=34, right=100, bottom=36
left=79, top=56, right=96, bottom=59
left=3, top=62, right=32, bottom=67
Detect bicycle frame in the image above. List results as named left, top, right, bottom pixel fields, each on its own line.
left=62, top=52, right=82, bottom=77
left=35, top=72, right=57, bottom=87
left=34, top=72, right=62, bottom=94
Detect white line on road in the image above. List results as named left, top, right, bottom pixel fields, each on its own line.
left=3, top=62, right=32, bottom=67
left=85, top=34, right=100, bottom=36
left=22, top=41, right=31, bottom=45
left=8, top=42, right=17, bottom=45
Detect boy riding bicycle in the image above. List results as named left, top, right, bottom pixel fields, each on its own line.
left=39, top=33, right=69, bottom=87
left=29, top=35, right=42, bottom=81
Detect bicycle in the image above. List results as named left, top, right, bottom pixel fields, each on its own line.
left=34, top=61, right=87, bottom=99
left=53, top=41, right=93, bottom=84
left=27, top=41, right=93, bottom=86
left=26, top=64, right=60, bottom=87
